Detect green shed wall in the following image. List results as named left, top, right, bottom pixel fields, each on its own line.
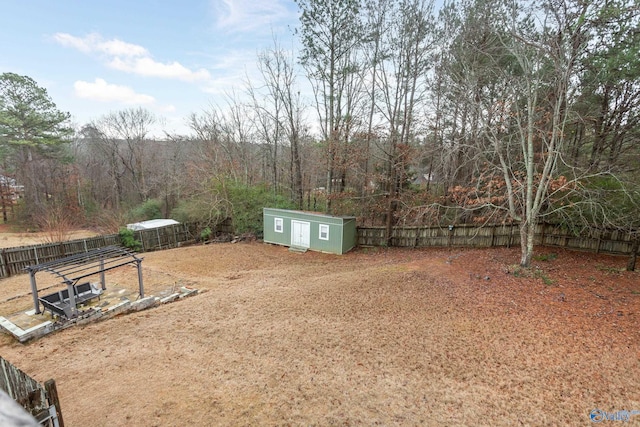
left=263, top=208, right=356, bottom=254
left=341, top=218, right=357, bottom=254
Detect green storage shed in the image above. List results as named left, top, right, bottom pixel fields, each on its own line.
left=263, top=208, right=357, bottom=254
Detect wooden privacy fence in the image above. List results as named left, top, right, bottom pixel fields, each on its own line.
left=357, top=223, right=637, bottom=255
left=0, top=221, right=633, bottom=279
left=0, top=222, right=211, bottom=279
left=0, top=355, right=64, bottom=426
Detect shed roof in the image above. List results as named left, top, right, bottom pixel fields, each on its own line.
left=264, top=208, right=356, bottom=220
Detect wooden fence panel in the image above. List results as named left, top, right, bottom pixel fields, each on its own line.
left=3, top=246, right=39, bottom=276
left=357, top=223, right=636, bottom=256
left=357, top=227, right=386, bottom=246
left=0, top=356, right=48, bottom=418
left=133, top=223, right=192, bottom=251
left=416, top=226, right=448, bottom=247
left=0, top=223, right=199, bottom=279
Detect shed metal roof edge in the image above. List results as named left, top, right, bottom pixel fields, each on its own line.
left=263, top=208, right=357, bottom=220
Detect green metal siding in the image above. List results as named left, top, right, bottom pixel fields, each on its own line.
left=263, top=208, right=356, bottom=254
left=341, top=218, right=357, bottom=253
left=263, top=211, right=291, bottom=247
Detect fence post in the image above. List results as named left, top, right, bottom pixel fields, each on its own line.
left=44, top=379, right=64, bottom=427
left=490, top=225, right=496, bottom=247
left=173, top=225, right=177, bottom=248
left=1, top=248, right=9, bottom=277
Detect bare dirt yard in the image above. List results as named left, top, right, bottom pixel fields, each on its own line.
left=0, top=224, right=99, bottom=248
left=1, top=241, right=639, bottom=426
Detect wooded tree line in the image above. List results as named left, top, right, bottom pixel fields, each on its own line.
left=1, top=0, right=638, bottom=266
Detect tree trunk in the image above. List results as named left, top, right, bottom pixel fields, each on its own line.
left=627, top=237, right=640, bottom=271
left=519, top=222, right=535, bottom=267
left=385, top=196, right=396, bottom=247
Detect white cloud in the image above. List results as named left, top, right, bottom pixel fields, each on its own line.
left=213, top=0, right=296, bottom=33
left=201, top=75, right=244, bottom=96
left=53, top=33, right=95, bottom=53
left=53, top=32, right=208, bottom=82
left=74, top=78, right=155, bottom=105
left=161, top=104, right=177, bottom=113
left=53, top=33, right=148, bottom=57
left=98, top=38, right=149, bottom=57
left=109, top=57, right=210, bottom=82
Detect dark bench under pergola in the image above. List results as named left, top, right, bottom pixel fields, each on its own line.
left=25, top=246, right=144, bottom=318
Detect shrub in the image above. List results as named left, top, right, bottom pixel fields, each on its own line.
left=226, top=181, right=295, bottom=236
left=118, top=227, right=142, bottom=251
left=128, top=199, right=163, bottom=222
left=171, top=195, right=226, bottom=230
left=171, top=178, right=296, bottom=237
left=200, top=226, right=212, bottom=242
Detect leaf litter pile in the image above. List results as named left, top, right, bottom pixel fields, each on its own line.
left=1, top=242, right=638, bottom=426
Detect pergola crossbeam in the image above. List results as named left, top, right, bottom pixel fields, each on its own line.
left=25, top=246, right=144, bottom=316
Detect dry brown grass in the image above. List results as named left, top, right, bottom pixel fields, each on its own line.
left=0, top=242, right=639, bottom=426
left=0, top=227, right=99, bottom=248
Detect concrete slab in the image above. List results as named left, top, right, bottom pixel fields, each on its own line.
left=0, top=284, right=199, bottom=342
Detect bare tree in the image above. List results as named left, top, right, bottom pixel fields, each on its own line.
left=91, top=107, right=157, bottom=205
left=296, top=0, right=364, bottom=211
left=189, top=95, right=258, bottom=187
left=370, top=0, right=436, bottom=242
left=249, top=39, right=310, bottom=209
left=260, top=45, right=307, bottom=209
left=471, top=0, right=591, bottom=266
left=248, top=44, right=286, bottom=196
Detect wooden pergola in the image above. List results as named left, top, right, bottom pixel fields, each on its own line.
left=25, top=246, right=144, bottom=317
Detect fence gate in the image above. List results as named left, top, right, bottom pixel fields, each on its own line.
left=0, top=356, right=64, bottom=426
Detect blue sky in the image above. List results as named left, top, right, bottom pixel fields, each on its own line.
left=0, top=0, right=300, bottom=135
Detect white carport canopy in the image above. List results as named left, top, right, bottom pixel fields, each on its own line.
left=126, top=219, right=179, bottom=231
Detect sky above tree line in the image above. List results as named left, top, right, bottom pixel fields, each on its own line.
left=0, top=0, right=302, bottom=135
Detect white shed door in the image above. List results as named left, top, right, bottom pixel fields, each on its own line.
left=291, top=220, right=310, bottom=248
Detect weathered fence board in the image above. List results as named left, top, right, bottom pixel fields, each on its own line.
left=359, top=224, right=522, bottom=249
left=0, top=356, right=48, bottom=418
left=0, top=356, right=64, bottom=426
left=358, top=223, right=636, bottom=256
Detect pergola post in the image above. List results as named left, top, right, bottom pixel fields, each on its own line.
left=26, top=246, right=144, bottom=319
left=136, top=259, right=144, bottom=298
left=66, top=281, right=77, bottom=317
left=30, top=271, right=40, bottom=314
left=99, top=257, right=106, bottom=290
